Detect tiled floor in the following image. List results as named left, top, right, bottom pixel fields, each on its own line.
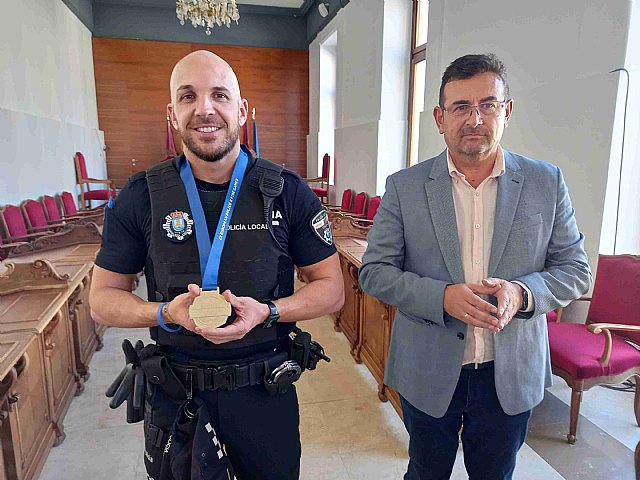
left=40, top=284, right=640, bottom=479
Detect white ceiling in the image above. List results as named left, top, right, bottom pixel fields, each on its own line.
left=236, top=0, right=304, bottom=7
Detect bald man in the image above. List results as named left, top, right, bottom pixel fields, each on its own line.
left=91, top=50, right=344, bottom=480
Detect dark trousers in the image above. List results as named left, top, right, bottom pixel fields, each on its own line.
left=144, top=383, right=301, bottom=480
left=401, top=363, right=531, bottom=480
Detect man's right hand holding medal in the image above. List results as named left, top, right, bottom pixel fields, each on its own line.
left=161, top=283, right=202, bottom=332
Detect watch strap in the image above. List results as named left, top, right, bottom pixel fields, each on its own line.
left=263, top=300, right=279, bottom=328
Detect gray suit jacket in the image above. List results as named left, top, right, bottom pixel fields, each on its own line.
left=359, top=150, right=592, bottom=417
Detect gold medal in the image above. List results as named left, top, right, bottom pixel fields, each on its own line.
left=189, top=288, right=232, bottom=328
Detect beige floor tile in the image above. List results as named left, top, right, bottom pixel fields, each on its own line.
left=547, top=375, right=639, bottom=450
left=300, top=449, right=350, bottom=480
left=314, top=396, right=408, bottom=455
left=340, top=445, right=408, bottom=479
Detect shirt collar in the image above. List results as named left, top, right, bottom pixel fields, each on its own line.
left=446, top=146, right=506, bottom=180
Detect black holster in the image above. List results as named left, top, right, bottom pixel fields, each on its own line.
left=139, top=345, right=189, bottom=403
left=289, top=327, right=331, bottom=371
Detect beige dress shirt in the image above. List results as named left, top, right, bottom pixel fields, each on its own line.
left=446, top=147, right=533, bottom=366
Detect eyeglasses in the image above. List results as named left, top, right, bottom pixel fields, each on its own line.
left=442, top=100, right=508, bottom=118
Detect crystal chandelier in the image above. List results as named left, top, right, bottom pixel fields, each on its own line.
left=176, top=0, right=240, bottom=36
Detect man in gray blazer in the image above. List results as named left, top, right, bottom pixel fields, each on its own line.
left=359, top=53, right=591, bottom=480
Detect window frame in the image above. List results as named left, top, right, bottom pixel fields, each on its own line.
left=407, top=0, right=427, bottom=167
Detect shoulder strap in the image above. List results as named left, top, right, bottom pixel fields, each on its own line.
left=146, top=157, right=181, bottom=193
left=248, top=158, right=284, bottom=245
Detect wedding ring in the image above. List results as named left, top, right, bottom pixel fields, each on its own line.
left=463, top=313, right=469, bottom=319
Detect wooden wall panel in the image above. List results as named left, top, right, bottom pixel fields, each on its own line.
left=93, top=38, right=309, bottom=187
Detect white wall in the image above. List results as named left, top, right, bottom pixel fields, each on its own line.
left=0, top=0, right=105, bottom=206
left=417, top=0, right=634, bottom=295
left=308, top=0, right=411, bottom=203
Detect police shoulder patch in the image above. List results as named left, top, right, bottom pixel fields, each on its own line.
left=310, top=209, right=333, bottom=246
left=161, top=209, right=194, bottom=242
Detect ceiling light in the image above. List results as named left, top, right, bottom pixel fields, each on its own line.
left=318, top=2, right=329, bottom=18
left=176, top=0, right=240, bottom=36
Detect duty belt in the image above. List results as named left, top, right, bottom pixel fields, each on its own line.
left=107, top=329, right=330, bottom=418
left=170, top=351, right=289, bottom=397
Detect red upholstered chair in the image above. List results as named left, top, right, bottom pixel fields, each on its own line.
left=42, top=195, right=64, bottom=223
left=331, top=191, right=368, bottom=219
left=0, top=205, right=51, bottom=242
left=304, top=153, right=330, bottom=204
left=352, top=191, right=368, bottom=216
left=547, top=254, right=640, bottom=444
left=326, top=189, right=355, bottom=213
left=340, top=188, right=354, bottom=211
left=60, top=192, right=104, bottom=218
left=42, top=195, right=101, bottom=225
left=22, top=200, right=68, bottom=233
left=74, top=151, right=116, bottom=209
left=366, top=196, right=381, bottom=221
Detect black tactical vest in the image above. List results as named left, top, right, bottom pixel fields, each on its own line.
left=145, top=154, right=295, bottom=351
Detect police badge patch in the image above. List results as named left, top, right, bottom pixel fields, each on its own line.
left=161, top=210, right=194, bottom=242
left=310, top=210, right=333, bottom=246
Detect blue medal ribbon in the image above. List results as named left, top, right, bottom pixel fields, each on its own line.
left=180, top=149, right=249, bottom=290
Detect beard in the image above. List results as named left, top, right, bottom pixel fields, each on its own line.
left=455, top=128, right=493, bottom=158
left=181, top=121, right=240, bottom=163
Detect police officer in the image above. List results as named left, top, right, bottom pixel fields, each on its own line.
left=90, top=50, right=344, bottom=480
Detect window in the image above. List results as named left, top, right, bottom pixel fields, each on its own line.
left=407, top=0, right=428, bottom=167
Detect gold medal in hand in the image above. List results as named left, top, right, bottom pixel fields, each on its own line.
left=189, top=288, right=232, bottom=328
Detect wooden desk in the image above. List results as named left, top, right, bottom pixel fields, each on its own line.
left=331, top=213, right=402, bottom=416
left=0, top=226, right=103, bottom=480
left=9, top=238, right=103, bottom=384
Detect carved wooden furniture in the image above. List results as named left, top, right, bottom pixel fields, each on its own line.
left=0, top=260, right=81, bottom=479
left=1, top=330, right=53, bottom=480
left=65, top=269, right=103, bottom=380
left=548, top=254, right=640, bottom=444
left=2, top=222, right=102, bottom=261
left=9, top=233, right=104, bottom=383
left=0, top=222, right=103, bottom=478
left=336, top=240, right=364, bottom=361
left=331, top=212, right=370, bottom=360
left=330, top=212, right=401, bottom=415
left=74, top=152, right=116, bottom=209
left=0, top=236, right=30, bottom=263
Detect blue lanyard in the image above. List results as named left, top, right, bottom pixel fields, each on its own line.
left=179, top=150, right=249, bottom=290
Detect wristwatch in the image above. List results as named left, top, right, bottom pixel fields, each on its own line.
left=519, top=285, right=529, bottom=311
left=263, top=301, right=280, bottom=328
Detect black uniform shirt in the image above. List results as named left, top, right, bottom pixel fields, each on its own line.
left=96, top=153, right=336, bottom=275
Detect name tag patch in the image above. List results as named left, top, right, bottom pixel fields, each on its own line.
left=161, top=209, right=194, bottom=242
left=310, top=210, right=333, bottom=246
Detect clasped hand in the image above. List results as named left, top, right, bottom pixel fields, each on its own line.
left=162, top=283, right=270, bottom=344
left=443, top=278, right=523, bottom=333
